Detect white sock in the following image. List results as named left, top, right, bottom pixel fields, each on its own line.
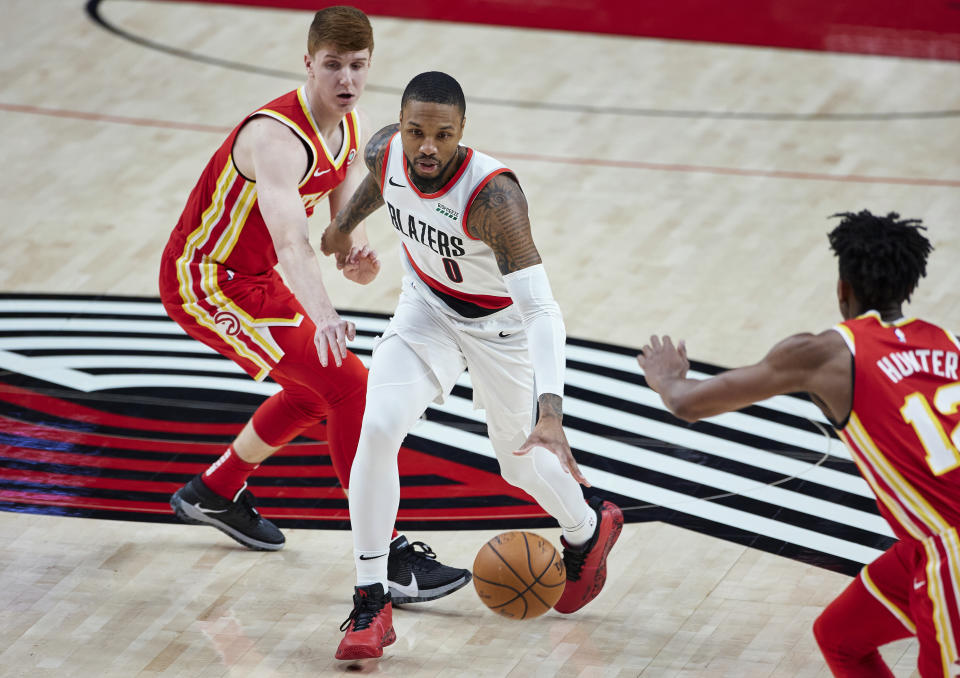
left=355, top=549, right=390, bottom=591
left=562, top=508, right=597, bottom=548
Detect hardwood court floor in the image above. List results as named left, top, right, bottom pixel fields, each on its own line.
left=1, top=0, right=958, bottom=675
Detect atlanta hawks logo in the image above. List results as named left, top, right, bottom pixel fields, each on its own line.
left=213, top=310, right=242, bottom=336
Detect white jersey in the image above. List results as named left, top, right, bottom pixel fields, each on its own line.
left=380, top=132, right=515, bottom=318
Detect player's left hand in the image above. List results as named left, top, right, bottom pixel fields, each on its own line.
left=515, top=419, right=590, bottom=487
left=341, top=244, right=380, bottom=285
left=637, top=334, right=689, bottom=394
left=320, top=222, right=352, bottom=268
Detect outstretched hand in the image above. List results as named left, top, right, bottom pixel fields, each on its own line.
left=637, top=334, right=689, bottom=394
left=341, top=244, right=381, bottom=285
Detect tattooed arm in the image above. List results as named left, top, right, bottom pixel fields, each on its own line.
left=467, top=174, right=588, bottom=486
left=321, top=123, right=398, bottom=268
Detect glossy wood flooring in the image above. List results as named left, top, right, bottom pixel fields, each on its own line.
left=2, top=0, right=958, bottom=675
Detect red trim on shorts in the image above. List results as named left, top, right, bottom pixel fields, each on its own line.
left=401, top=243, right=512, bottom=309
left=404, top=147, right=474, bottom=199
left=460, top=168, right=513, bottom=240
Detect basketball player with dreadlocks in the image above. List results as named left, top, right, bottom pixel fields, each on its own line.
left=322, top=71, right=623, bottom=660
left=639, top=211, right=960, bottom=677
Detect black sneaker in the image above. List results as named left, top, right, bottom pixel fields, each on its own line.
left=169, top=475, right=285, bottom=551
left=387, top=535, right=472, bottom=604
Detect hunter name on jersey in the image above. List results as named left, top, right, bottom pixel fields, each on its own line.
left=386, top=202, right=466, bottom=259
left=876, top=348, right=959, bottom=383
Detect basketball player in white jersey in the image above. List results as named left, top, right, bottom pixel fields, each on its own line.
left=322, top=71, right=623, bottom=660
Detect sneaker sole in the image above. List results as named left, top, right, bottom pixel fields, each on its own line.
left=554, top=502, right=624, bottom=614
left=389, top=571, right=472, bottom=605
left=170, top=490, right=284, bottom=552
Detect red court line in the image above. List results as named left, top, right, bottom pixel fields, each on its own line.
left=3, top=101, right=957, bottom=187
left=174, top=0, right=960, bottom=61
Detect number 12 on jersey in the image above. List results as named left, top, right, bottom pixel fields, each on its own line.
left=901, top=382, right=960, bottom=475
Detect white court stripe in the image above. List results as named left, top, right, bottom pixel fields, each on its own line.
left=0, top=337, right=218, bottom=353
left=568, top=343, right=832, bottom=423
left=0, top=299, right=168, bottom=316
left=426, top=367, right=869, bottom=496
left=431, top=390, right=879, bottom=506
left=25, top=356, right=248, bottom=373
left=408, top=417, right=887, bottom=565
left=0, top=319, right=188, bottom=334
left=564, top=367, right=845, bottom=457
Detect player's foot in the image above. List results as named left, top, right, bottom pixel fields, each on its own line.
left=169, top=475, right=284, bottom=551
left=387, top=534, right=472, bottom=604
left=553, top=497, right=623, bottom=614
left=336, top=583, right=396, bottom=660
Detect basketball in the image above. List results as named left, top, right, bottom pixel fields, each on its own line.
left=472, top=531, right=566, bottom=619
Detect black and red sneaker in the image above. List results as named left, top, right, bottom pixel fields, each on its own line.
left=553, top=497, right=623, bottom=614
left=335, top=583, right=396, bottom=660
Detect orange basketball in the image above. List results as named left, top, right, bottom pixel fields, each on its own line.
left=472, top=531, right=566, bottom=619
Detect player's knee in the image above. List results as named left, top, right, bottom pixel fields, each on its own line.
left=496, top=449, right=535, bottom=490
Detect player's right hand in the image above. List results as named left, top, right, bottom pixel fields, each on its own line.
left=313, top=313, right=356, bottom=367
left=320, top=222, right=352, bottom=269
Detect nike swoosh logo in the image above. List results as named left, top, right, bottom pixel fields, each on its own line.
left=390, top=572, right=419, bottom=598
left=358, top=553, right=386, bottom=560
left=314, top=168, right=331, bottom=177
left=388, top=177, right=405, bottom=187
left=914, top=579, right=926, bottom=590
left=498, top=331, right=512, bottom=338
left=195, top=504, right=229, bottom=514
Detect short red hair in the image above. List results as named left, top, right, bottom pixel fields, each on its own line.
left=308, top=6, right=374, bottom=56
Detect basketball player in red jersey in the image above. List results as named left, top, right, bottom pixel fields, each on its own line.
left=639, top=211, right=960, bottom=677
left=323, top=72, right=623, bottom=660
left=159, top=7, right=470, bottom=604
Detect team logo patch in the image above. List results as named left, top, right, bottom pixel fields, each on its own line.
left=214, top=310, right=242, bottom=336
left=0, top=294, right=891, bottom=576
left=435, top=203, right=460, bottom=221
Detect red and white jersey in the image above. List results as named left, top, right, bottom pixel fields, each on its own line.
left=169, top=87, right=361, bottom=276
left=834, top=311, right=960, bottom=541
left=379, top=133, right=515, bottom=318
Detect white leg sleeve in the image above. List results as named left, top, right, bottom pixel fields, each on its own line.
left=489, top=429, right=591, bottom=531
left=349, top=334, right=441, bottom=587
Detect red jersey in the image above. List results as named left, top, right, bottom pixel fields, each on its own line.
left=169, top=87, right=361, bottom=276
left=834, top=312, right=960, bottom=542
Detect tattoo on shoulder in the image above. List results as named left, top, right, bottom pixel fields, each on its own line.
left=364, top=123, right=400, bottom=174
left=467, top=173, right=541, bottom=274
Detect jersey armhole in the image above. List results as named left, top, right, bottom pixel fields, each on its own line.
left=945, top=328, right=960, bottom=352
left=237, top=112, right=315, bottom=185
left=461, top=168, right=515, bottom=240
left=379, top=133, right=396, bottom=193
left=830, top=325, right=855, bottom=430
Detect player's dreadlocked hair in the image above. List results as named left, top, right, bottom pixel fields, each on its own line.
left=401, top=71, right=466, bottom=118
left=828, top=210, right=933, bottom=310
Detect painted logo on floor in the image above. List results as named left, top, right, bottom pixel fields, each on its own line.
left=0, top=294, right=893, bottom=575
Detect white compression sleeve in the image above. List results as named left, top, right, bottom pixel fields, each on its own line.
left=502, top=264, right=566, bottom=398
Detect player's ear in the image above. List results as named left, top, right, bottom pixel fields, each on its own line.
left=837, top=278, right=854, bottom=319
